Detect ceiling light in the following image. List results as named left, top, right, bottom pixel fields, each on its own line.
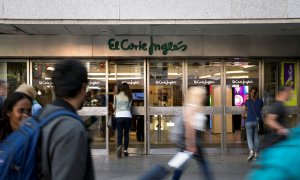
left=47, top=67, right=55, bottom=71
left=199, top=75, right=212, bottom=78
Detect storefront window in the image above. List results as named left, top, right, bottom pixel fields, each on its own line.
left=0, top=61, right=27, bottom=95
left=264, top=60, right=298, bottom=106
left=32, top=60, right=106, bottom=107
left=149, top=60, right=183, bottom=107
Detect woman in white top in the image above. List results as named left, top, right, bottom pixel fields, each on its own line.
left=113, top=83, right=132, bottom=158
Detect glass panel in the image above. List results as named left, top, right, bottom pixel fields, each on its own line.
left=86, top=62, right=106, bottom=107
left=32, top=60, right=107, bottom=149
left=0, top=61, right=27, bottom=96
left=150, top=115, right=175, bottom=147
left=187, top=60, right=221, bottom=148
left=83, top=116, right=107, bottom=149
left=225, top=61, right=259, bottom=149
left=32, top=61, right=56, bottom=106
left=263, top=60, right=298, bottom=106
left=32, top=60, right=107, bottom=107
left=149, top=60, right=182, bottom=149
left=108, top=60, right=145, bottom=154
left=149, top=61, right=183, bottom=107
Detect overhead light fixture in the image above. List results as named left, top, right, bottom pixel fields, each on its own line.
left=47, top=67, right=55, bottom=71
left=214, top=70, right=249, bottom=76
left=242, top=65, right=255, bottom=68
left=227, top=75, right=249, bottom=78
left=199, top=75, right=212, bottom=78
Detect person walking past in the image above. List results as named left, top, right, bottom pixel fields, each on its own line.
left=0, top=92, right=32, bottom=141
left=38, top=60, right=95, bottom=180
left=172, top=86, right=214, bottom=180
left=260, top=86, right=291, bottom=150
left=243, top=87, right=263, bottom=161
left=15, top=83, right=42, bottom=116
left=113, top=83, right=132, bottom=158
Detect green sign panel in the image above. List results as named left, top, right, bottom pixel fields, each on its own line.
left=108, top=36, right=187, bottom=55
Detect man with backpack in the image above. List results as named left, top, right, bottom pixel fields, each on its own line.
left=0, top=60, right=94, bottom=180
left=38, top=60, right=95, bottom=180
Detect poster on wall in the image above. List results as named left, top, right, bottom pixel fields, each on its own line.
left=233, top=85, right=249, bottom=106
left=281, top=62, right=298, bottom=106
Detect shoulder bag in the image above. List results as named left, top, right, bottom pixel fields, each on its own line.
left=250, top=100, right=264, bottom=135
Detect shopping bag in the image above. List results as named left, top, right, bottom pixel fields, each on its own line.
left=167, top=151, right=193, bottom=169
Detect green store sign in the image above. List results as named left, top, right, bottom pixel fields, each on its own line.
left=108, top=37, right=187, bottom=55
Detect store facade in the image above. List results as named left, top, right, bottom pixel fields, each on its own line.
left=1, top=35, right=300, bottom=155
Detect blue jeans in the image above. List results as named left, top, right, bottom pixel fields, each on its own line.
left=116, top=117, right=131, bottom=150
left=245, top=121, right=259, bottom=152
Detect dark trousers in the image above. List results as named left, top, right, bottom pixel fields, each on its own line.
left=116, top=117, right=131, bottom=150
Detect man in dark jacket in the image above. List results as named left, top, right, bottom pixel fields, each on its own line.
left=261, top=86, right=291, bottom=150
left=39, top=60, right=95, bottom=180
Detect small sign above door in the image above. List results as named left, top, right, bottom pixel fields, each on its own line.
left=117, top=79, right=144, bottom=86
left=188, top=79, right=220, bottom=85
left=150, top=79, right=182, bottom=85
left=226, top=78, right=258, bottom=85
left=88, top=80, right=105, bottom=88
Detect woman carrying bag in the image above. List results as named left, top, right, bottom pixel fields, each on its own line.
left=243, top=87, right=264, bottom=161
left=113, top=83, right=132, bottom=159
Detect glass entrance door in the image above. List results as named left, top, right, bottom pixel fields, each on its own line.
left=224, top=60, right=260, bottom=153
left=148, top=60, right=183, bottom=152
left=187, top=60, right=222, bottom=151
left=108, top=60, right=145, bottom=155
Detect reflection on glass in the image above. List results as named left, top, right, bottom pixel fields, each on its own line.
left=150, top=115, right=175, bottom=144
left=149, top=61, right=183, bottom=107
left=83, top=116, right=107, bottom=149
left=0, top=62, right=27, bottom=96
left=32, top=61, right=107, bottom=107
left=264, top=60, right=298, bottom=106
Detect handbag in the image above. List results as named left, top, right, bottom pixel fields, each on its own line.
left=250, top=100, right=264, bottom=135
left=107, top=114, right=116, bottom=129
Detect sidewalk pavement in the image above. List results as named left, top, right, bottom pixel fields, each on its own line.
left=93, top=153, right=252, bottom=180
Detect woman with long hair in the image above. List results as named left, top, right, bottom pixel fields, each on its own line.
left=0, top=92, right=33, bottom=141
left=113, top=83, right=132, bottom=158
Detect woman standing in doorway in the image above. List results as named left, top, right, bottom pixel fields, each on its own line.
left=243, top=86, right=264, bottom=161
left=113, top=83, right=132, bottom=158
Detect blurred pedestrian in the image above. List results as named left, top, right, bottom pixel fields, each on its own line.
left=15, top=83, right=42, bottom=116
left=113, top=83, right=132, bottom=158
left=0, top=92, right=32, bottom=141
left=242, top=87, right=263, bottom=161
left=172, top=86, right=214, bottom=180
left=260, top=86, right=291, bottom=150
left=38, top=60, right=95, bottom=180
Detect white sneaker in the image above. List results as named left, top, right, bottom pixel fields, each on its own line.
left=247, top=153, right=255, bottom=161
